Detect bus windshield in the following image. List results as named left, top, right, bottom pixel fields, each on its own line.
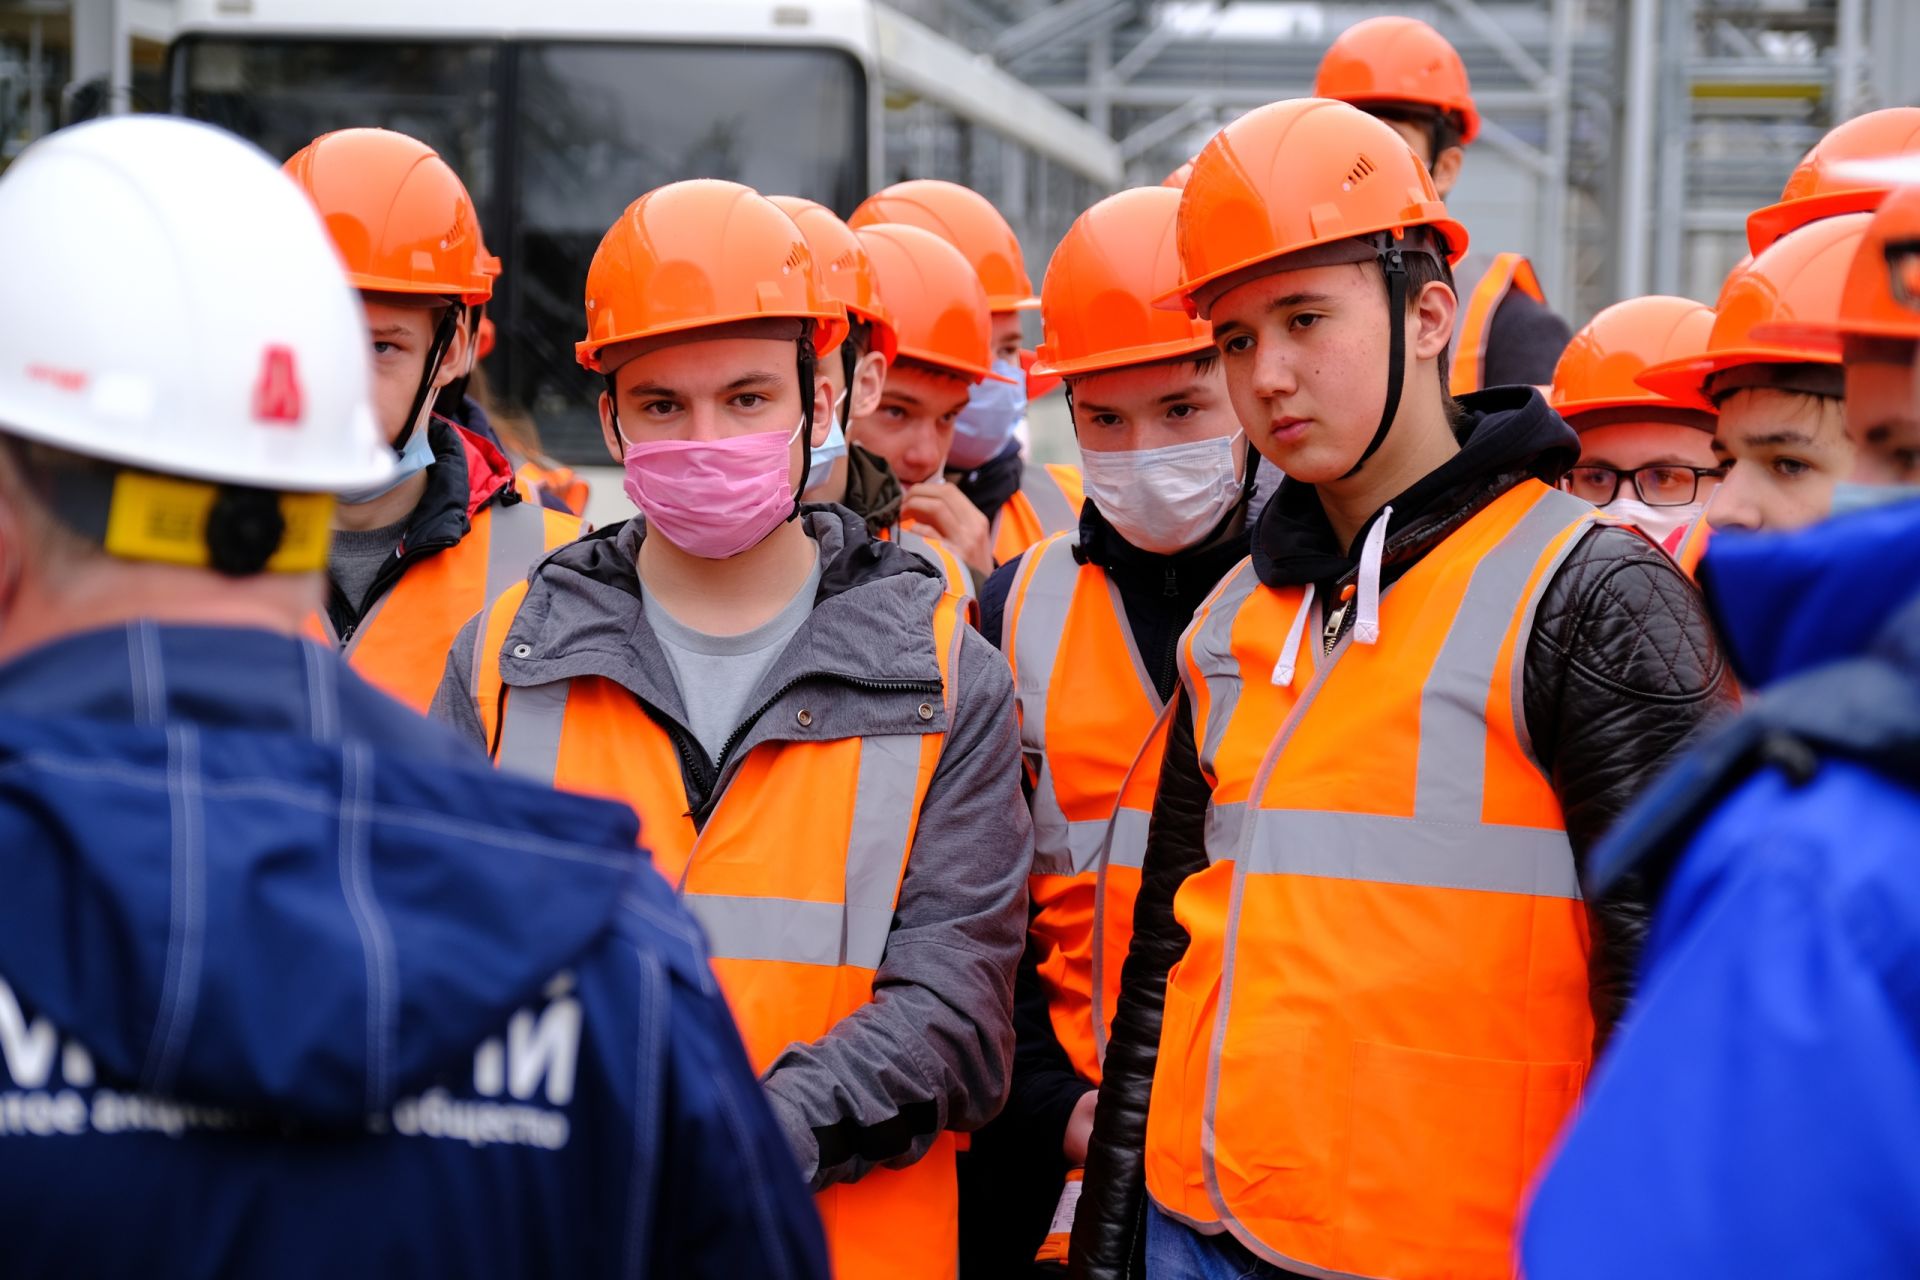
left=173, top=36, right=868, bottom=464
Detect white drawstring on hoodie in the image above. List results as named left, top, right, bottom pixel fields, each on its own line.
left=1272, top=504, right=1393, bottom=687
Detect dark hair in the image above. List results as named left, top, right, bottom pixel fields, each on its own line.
left=1365, top=104, right=1464, bottom=167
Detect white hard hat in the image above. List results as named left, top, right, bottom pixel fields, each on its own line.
left=0, top=116, right=391, bottom=493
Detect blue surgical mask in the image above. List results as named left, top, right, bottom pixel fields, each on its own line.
left=803, top=396, right=850, bottom=498
left=1829, top=481, right=1920, bottom=517
left=339, top=422, right=436, bottom=506
left=947, top=357, right=1026, bottom=471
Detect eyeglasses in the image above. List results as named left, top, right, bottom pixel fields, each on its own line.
left=1884, top=238, right=1920, bottom=311
left=1562, top=464, right=1725, bottom=507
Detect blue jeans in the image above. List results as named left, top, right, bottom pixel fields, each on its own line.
left=1144, top=1206, right=1297, bottom=1279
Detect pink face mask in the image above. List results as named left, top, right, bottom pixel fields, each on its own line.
left=621, top=418, right=803, bottom=558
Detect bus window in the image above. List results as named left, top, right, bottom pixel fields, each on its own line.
left=170, top=38, right=499, bottom=204
left=507, top=41, right=867, bottom=461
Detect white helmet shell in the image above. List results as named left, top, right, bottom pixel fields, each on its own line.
left=0, top=116, right=391, bottom=493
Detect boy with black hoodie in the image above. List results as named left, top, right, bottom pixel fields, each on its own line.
left=1071, top=99, right=1734, bottom=1280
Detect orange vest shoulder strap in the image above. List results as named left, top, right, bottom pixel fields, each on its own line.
left=1022, top=462, right=1082, bottom=537
left=1450, top=252, right=1545, bottom=397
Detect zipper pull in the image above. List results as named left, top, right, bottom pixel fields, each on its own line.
left=1321, top=601, right=1347, bottom=653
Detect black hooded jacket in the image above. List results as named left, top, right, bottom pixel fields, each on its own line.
left=1069, top=387, right=1739, bottom=1278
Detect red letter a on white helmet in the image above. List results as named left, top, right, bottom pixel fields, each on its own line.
left=252, top=345, right=304, bottom=425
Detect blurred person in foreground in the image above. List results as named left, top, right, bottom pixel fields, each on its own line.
left=0, top=116, right=825, bottom=1280
left=1521, top=166, right=1920, bottom=1280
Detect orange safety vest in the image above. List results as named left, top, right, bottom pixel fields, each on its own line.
left=883, top=523, right=977, bottom=603
left=472, top=581, right=969, bottom=1280
left=1449, top=252, right=1547, bottom=396
left=1665, top=516, right=1711, bottom=582
left=1002, top=532, right=1167, bottom=1088
left=514, top=458, right=590, bottom=518
left=1147, top=481, right=1598, bottom=1280
left=991, top=462, right=1084, bottom=565
left=306, top=498, right=579, bottom=713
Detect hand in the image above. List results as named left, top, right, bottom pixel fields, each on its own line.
left=901, top=482, right=994, bottom=576
left=1063, top=1089, right=1098, bottom=1166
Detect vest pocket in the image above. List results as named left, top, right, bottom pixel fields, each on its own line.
left=1345, top=1040, right=1583, bottom=1260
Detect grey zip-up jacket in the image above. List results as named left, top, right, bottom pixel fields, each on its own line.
left=432, top=505, right=1032, bottom=1190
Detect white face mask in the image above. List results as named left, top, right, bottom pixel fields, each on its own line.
left=1603, top=496, right=1700, bottom=548
left=1081, top=433, right=1245, bottom=554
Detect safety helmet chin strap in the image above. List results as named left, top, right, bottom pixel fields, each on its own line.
left=792, top=326, right=818, bottom=514
left=1340, top=238, right=1411, bottom=481
left=394, top=302, right=464, bottom=454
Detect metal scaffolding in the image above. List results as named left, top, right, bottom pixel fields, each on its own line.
left=963, top=0, right=1920, bottom=323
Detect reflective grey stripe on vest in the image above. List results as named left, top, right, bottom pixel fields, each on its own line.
left=495, top=680, right=570, bottom=780
left=1022, top=463, right=1079, bottom=535
left=1412, top=487, right=1593, bottom=825
left=1010, top=536, right=1080, bottom=877
left=1104, top=805, right=1152, bottom=871
left=485, top=499, right=555, bottom=610
left=498, top=674, right=921, bottom=971
left=1230, top=487, right=1590, bottom=894
left=1243, top=811, right=1580, bottom=898
left=897, top=526, right=973, bottom=599
left=1181, top=562, right=1265, bottom=781
left=686, top=732, right=922, bottom=970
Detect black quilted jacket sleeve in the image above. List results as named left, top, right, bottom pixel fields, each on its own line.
left=1069, top=523, right=1735, bottom=1279
left=1521, top=522, right=1738, bottom=1036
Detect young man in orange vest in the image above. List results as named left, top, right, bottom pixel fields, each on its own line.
left=853, top=180, right=1085, bottom=564
left=960, top=186, right=1258, bottom=1276
left=1636, top=214, right=1866, bottom=539
left=1315, top=15, right=1573, bottom=392
left=770, top=197, right=976, bottom=600
left=288, top=128, right=579, bottom=712
left=1071, top=99, right=1734, bottom=1280
left=843, top=220, right=1021, bottom=591
left=1547, top=296, right=1724, bottom=560
left=429, top=180, right=1031, bottom=1280
left=1521, top=170, right=1920, bottom=1280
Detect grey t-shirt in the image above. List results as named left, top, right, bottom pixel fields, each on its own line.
left=641, top=548, right=822, bottom=762
left=329, top=519, right=408, bottom=614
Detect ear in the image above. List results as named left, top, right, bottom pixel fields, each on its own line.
left=431, top=320, right=472, bottom=391
left=810, top=368, right=836, bottom=448
left=598, top=388, right=625, bottom=464
left=1411, top=279, right=1457, bottom=365
left=1430, top=146, right=1465, bottom=200
left=849, top=350, right=888, bottom=420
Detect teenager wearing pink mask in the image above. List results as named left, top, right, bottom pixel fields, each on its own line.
left=431, top=181, right=1031, bottom=1279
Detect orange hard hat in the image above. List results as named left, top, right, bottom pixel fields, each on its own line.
left=1752, top=178, right=1920, bottom=348
left=855, top=223, right=1014, bottom=385
left=1314, top=16, right=1481, bottom=146
left=851, top=179, right=1039, bottom=311
left=1746, top=107, right=1920, bottom=254
left=1549, top=295, right=1717, bottom=422
left=768, top=196, right=899, bottom=364
left=1637, top=213, right=1869, bottom=410
left=1165, top=97, right=1468, bottom=318
left=1163, top=159, right=1195, bottom=190
left=1032, top=187, right=1213, bottom=378
left=284, top=128, right=493, bottom=303
left=576, top=180, right=848, bottom=373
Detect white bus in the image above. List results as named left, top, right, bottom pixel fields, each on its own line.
left=165, top=0, right=1117, bottom=464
